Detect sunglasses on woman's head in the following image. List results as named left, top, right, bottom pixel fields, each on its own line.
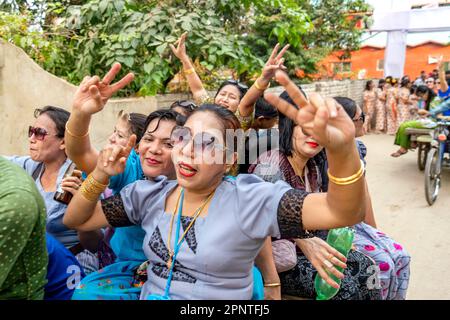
left=225, top=80, right=249, bottom=91
left=170, top=126, right=227, bottom=154
left=170, top=100, right=197, bottom=111
left=353, top=112, right=366, bottom=123
left=28, top=126, right=57, bottom=141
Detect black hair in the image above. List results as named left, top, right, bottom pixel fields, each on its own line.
left=215, top=80, right=248, bottom=101
left=34, top=106, right=70, bottom=138
left=400, top=77, right=410, bottom=88
left=143, top=109, right=185, bottom=137
left=365, top=80, right=373, bottom=91
left=378, top=78, right=386, bottom=89
left=255, top=97, right=278, bottom=119
left=117, top=110, right=147, bottom=143
left=191, top=103, right=241, bottom=134
left=333, top=96, right=357, bottom=119
left=278, top=87, right=307, bottom=157
left=410, top=84, right=418, bottom=95
left=416, top=85, right=436, bottom=111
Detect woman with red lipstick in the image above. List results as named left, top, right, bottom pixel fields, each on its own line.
left=170, top=33, right=289, bottom=131
left=70, top=108, right=184, bottom=300
left=250, top=91, right=381, bottom=300
left=64, top=64, right=187, bottom=300
left=64, top=69, right=367, bottom=300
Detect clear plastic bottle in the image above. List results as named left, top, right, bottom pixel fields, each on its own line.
left=314, top=227, right=355, bottom=300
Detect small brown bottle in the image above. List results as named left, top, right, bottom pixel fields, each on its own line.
left=54, top=162, right=77, bottom=204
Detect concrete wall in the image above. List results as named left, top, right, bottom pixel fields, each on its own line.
left=0, top=40, right=365, bottom=155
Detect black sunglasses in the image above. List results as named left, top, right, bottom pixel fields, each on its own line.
left=28, top=126, right=58, bottom=141
left=353, top=112, right=366, bottom=123
left=170, top=100, right=197, bottom=111
left=225, top=80, right=249, bottom=92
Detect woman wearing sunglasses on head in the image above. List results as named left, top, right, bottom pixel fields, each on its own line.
left=170, top=33, right=289, bottom=131
left=64, top=69, right=366, bottom=300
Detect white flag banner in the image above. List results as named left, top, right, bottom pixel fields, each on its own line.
left=384, top=31, right=408, bottom=78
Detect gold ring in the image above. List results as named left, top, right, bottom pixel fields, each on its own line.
left=323, top=259, right=333, bottom=269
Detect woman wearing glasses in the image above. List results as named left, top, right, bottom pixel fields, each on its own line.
left=63, top=64, right=189, bottom=300
left=64, top=69, right=367, bottom=300
left=170, top=33, right=289, bottom=131
left=3, top=106, right=102, bottom=273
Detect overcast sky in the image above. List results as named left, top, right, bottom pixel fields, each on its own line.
left=363, top=0, right=450, bottom=46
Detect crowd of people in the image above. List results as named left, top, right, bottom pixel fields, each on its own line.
left=1, top=33, right=412, bottom=300
left=361, top=60, right=450, bottom=158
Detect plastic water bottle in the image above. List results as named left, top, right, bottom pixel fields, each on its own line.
left=314, top=227, right=355, bottom=300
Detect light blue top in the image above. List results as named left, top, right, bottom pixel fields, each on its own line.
left=4, top=155, right=79, bottom=248
left=107, top=149, right=147, bottom=262
left=119, top=174, right=294, bottom=300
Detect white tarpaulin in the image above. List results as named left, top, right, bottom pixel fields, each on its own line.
left=371, top=7, right=450, bottom=33
left=369, top=1, right=450, bottom=78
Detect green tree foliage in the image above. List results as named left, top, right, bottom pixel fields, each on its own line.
left=0, top=0, right=371, bottom=96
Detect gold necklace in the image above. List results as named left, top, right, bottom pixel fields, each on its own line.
left=287, top=156, right=305, bottom=186
left=166, top=188, right=215, bottom=269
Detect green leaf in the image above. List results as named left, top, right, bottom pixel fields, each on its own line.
left=181, top=21, right=191, bottom=31
left=99, top=0, right=108, bottom=14
left=114, top=0, right=125, bottom=12
left=143, top=62, right=154, bottom=73
left=156, top=43, right=167, bottom=55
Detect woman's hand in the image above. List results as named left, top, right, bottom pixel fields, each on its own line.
left=72, top=63, right=134, bottom=116
left=295, top=237, right=347, bottom=289
left=170, top=32, right=189, bottom=63
left=94, top=135, right=137, bottom=179
left=60, top=170, right=83, bottom=196
left=260, top=43, right=289, bottom=82
left=264, top=70, right=355, bottom=154
left=418, top=109, right=429, bottom=116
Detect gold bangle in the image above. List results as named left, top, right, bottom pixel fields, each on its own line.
left=328, top=159, right=365, bottom=186
left=184, top=68, right=195, bottom=76
left=65, top=122, right=89, bottom=138
left=254, top=78, right=270, bottom=91
left=79, top=174, right=109, bottom=202
left=264, top=282, right=281, bottom=288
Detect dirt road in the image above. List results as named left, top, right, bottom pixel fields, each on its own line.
left=360, top=133, right=450, bottom=299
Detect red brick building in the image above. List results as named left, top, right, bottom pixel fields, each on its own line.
left=315, top=41, right=450, bottom=80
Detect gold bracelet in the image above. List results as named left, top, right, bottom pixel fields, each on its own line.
left=264, top=282, right=281, bottom=288
left=79, top=174, right=109, bottom=202
left=328, top=159, right=365, bottom=186
left=254, top=78, right=270, bottom=91
left=65, top=122, right=89, bottom=138
left=184, top=68, right=195, bottom=76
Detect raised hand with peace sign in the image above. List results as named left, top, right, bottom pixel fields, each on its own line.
left=264, top=70, right=355, bottom=153
left=72, top=63, right=135, bottom=116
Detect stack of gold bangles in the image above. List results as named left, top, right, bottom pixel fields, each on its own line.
left=327, top=159, right=365, bottom=186
left=79, top=174, right=109, bottom=202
